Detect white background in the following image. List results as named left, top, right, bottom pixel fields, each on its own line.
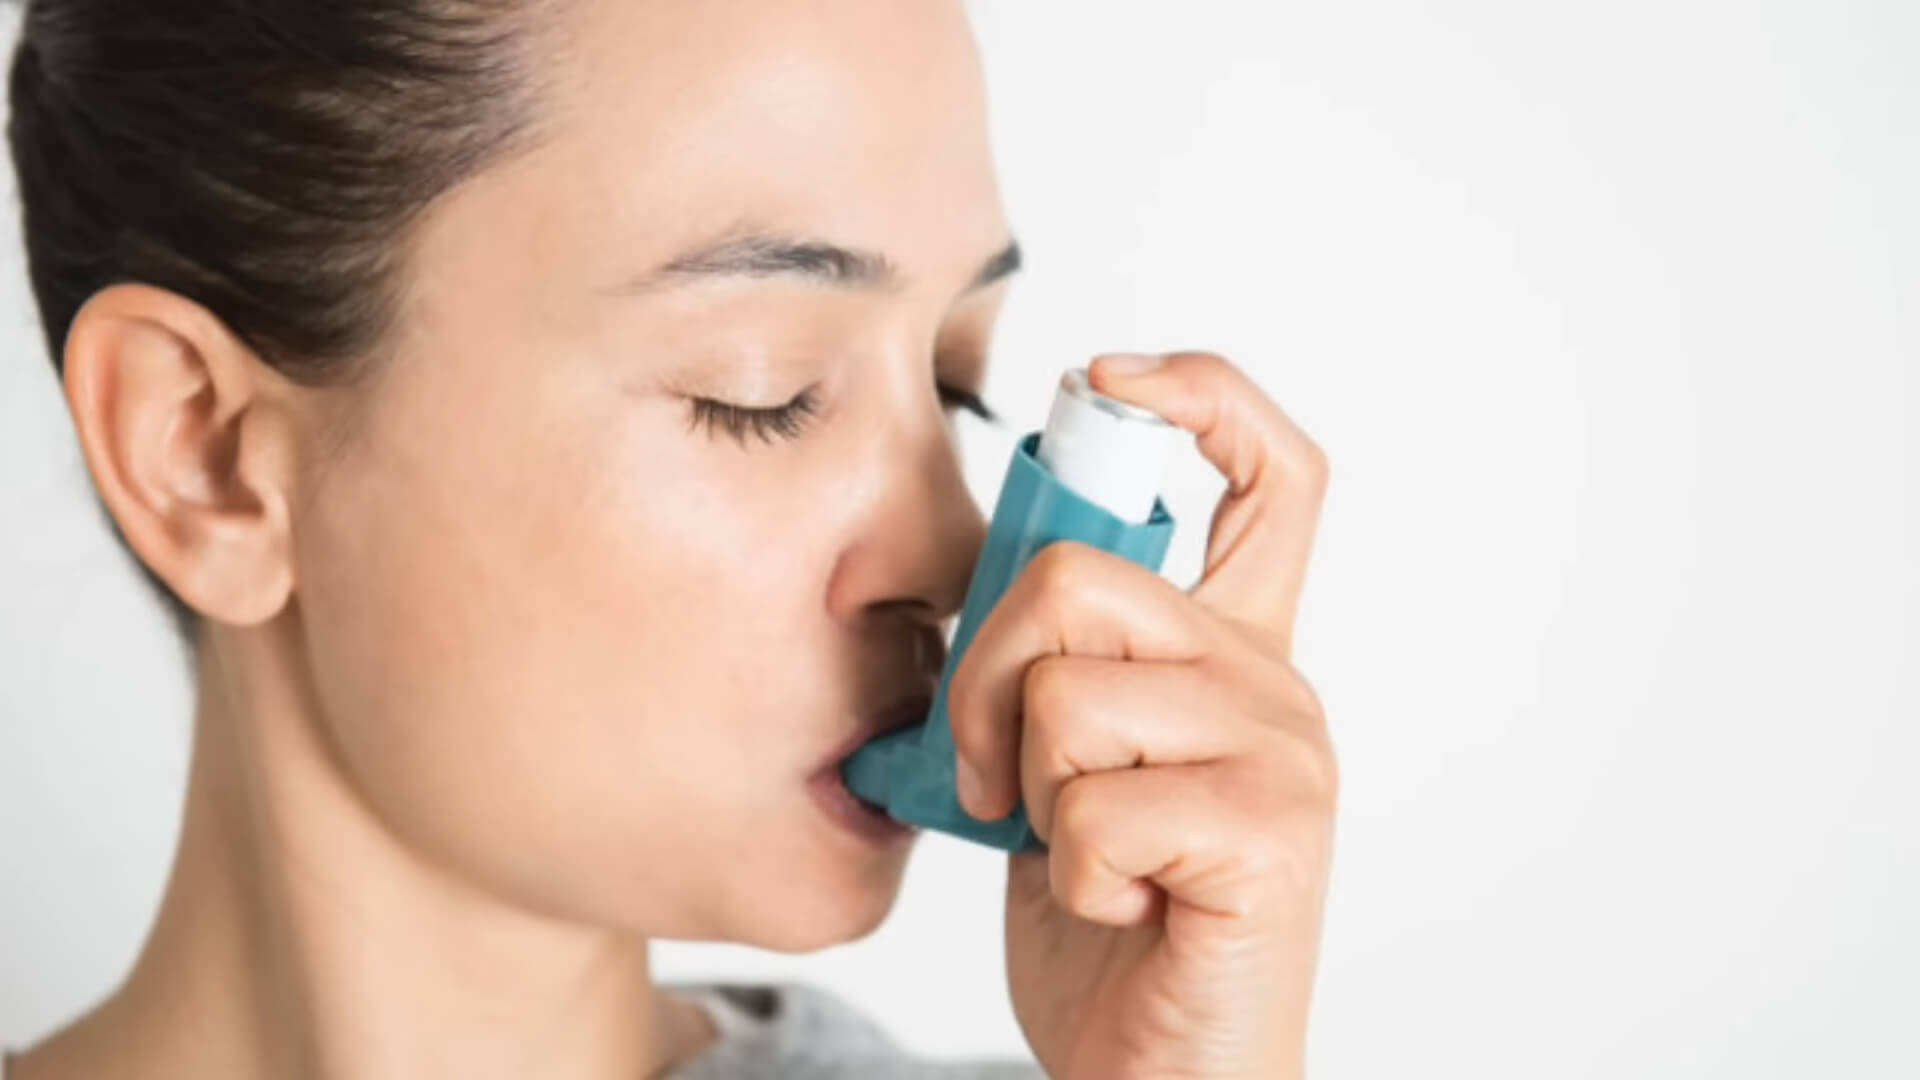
left=4, top=2, right=1916, bottom=1076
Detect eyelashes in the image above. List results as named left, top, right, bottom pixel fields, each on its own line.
left=688, top=381, right=1000, bottom=447
left=688, top=384, right=824, bottom=445
left=940, top=383, right=999, bottom=425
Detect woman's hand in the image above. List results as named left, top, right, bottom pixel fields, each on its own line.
left=948, top=351, right=1335, bottom=1080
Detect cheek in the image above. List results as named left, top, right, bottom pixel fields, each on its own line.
left=289, top=364, right=848, bottom=925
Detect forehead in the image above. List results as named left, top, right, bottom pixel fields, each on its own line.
left=524, top=0, right=1006, bottom=272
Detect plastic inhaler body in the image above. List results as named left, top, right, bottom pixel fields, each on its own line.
left=840, top=368, right=1181, bottom=852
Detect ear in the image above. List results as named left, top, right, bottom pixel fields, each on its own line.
left=62, top=283, right=300, bottom=627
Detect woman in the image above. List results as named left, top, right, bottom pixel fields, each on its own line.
left=3, top=1, right=1336, bottom=1077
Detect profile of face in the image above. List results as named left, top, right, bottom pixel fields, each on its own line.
left=272, top=0, right=1009, bottom=949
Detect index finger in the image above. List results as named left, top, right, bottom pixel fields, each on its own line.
left=1089, top=351, right=1329, bottom=656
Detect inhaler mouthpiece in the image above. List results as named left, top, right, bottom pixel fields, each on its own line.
left=1036, top=368, right=1182, bottom=524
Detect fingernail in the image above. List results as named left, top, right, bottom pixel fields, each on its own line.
left=1095, top=353, right=1165, bottom=376
left=955, top=758, right=984, bottom=817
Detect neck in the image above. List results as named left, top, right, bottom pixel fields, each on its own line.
left=18, top=618, right=710, bottom=1080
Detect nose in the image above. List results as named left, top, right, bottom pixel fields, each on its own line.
left=827, top=389, right=989, bottom=663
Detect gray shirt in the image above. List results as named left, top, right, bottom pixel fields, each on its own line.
left=668, top=982, right=1045, bottom=1080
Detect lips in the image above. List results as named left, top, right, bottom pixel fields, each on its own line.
left=804, top=689, right=933, bottom=842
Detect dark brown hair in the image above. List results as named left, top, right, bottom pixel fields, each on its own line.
left=6, top=0, right=547, bottom=642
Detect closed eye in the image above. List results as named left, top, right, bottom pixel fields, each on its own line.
left=688, top=381, right=1000, bottom=448
left=687, top=384, right=824, bottom=445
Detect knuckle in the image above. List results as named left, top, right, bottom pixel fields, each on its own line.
left=1047, top=830, right=1110, bottom=919
left=1233, top=776, right=1336, bottom=903
left=1305, top=741, right=1341, bottom=806
left=1169, top=348, right=1233, bottom=376
left=1258, top=824, right=1333, bottom=904
left=1046, top=847, right=1095, bottom=918
left=1281, top=732, right=1340, bottom=808
left=1021, top=655, right=1078, bottom=729
left=1051, top=776, right=1104, bottom=846
left=1278, top=664, right=1328, bottom=728
left=1301, top=437, right=1332, bottom=488
left=1027, top=541, right=1088, bottom=604
left=1243, top=723, right=1338, bottom=817
left=1171, top=350, right=1260, bottom=406
left=1245, top=654, right=1327, bottom=732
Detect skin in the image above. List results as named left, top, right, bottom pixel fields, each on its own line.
left=11, top=2, right=1333, bottom=1078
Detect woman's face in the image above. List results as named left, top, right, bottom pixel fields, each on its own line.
left=289, top=0, right=1009, bottom=948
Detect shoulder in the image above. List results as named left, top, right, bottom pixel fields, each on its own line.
left=665, top=981, right=1045, bottom=1080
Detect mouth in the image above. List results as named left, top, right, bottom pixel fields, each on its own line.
left=807, top=692, right=932, bottom=843
left=807, top=766, right=916, bottom=844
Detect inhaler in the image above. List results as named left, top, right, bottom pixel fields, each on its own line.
left=840, top=366, right=1183, bottom=852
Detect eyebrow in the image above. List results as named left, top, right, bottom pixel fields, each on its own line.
left=622, top=229, right=1022, bottom=297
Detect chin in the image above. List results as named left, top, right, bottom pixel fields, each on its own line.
left=733, top=860, right=913, bottom=953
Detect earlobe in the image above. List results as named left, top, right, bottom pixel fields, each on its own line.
left=62, top=283, right=299, bottom=628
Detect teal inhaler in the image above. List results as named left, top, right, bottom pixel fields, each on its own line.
left=839, top=367, right=1181, bottom=852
